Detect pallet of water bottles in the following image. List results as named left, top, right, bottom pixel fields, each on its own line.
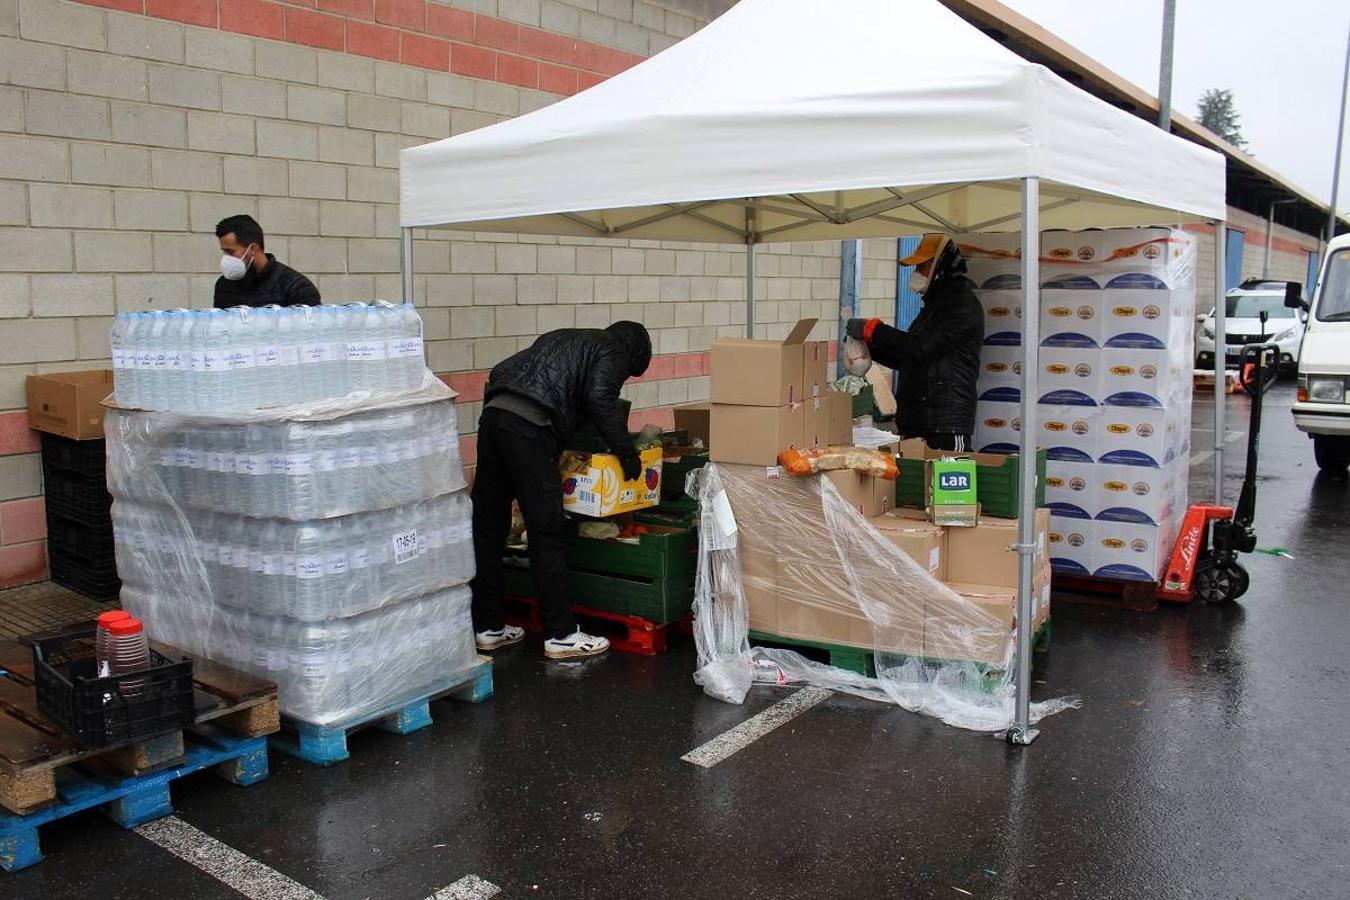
left=108, top=301, right=427, bottom=414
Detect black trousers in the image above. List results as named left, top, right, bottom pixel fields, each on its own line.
left=471, top=408, right=576, bottom=640
left=904, top=433, right=973, bottom=452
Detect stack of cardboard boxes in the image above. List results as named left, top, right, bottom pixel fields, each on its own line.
left=962, top=227, right=1194, bottom=583
left=706, top=319, right=853, bottom=465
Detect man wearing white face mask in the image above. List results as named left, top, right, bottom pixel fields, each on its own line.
left=214, top=214, right=321, bottom=309
left=847, top=234, right=983, bottom=451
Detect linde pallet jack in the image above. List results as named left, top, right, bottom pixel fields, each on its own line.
left=1158, top=342, right=1279, bottom=604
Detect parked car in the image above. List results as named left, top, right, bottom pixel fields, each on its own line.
left=1195, top=279, right=1305, bottom=376
left=1289, top=235, right=1350, bottom=475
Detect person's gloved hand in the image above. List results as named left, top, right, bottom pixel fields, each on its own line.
left=620, top=450, right=642, bottom=482
left=846, top=318, right=868, bottom=341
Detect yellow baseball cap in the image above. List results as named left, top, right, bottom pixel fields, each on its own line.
left=899, top=233, right=946, bottom=267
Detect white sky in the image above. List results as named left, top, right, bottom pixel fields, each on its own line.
left=999, top=0, right=1350, bottom=215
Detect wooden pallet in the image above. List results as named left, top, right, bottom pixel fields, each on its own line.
left=504, top=595, right=687, bottom=656
left=0, top=638, right=278, bottom=818
left=269, top=656, right=493, bottom=767
left=1051, top=572, right=1159, bottom=612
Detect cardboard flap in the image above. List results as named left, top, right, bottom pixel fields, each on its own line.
left=784, top=318, right=817, bottom=345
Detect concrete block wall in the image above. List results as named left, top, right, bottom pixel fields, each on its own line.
left=0, top=0, right=897, bottom=587
left=1186, top=210, right=1322, bottom=314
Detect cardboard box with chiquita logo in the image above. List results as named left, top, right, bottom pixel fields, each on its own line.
left=1038, top=290, right=1105, bottom=345
left=1045, top=456, right=1101, bottom=516
left=973, top=387, right=1022, bottom=454
left=978, top=331, right=1023, bottom=389
left=1045, top=503, right=1096, bottom=577
left=1038, top=389, right=1100, bottom=460
left=561, top=447, right=663, bottom=518
left=978, top=290, right=1024, bottom=336
left=1039, top=333, right=1101, bottom=397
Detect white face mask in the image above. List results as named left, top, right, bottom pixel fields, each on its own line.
left=909, top=269, right=930, bottom=295
left=220, top=248, right=253, bottom=281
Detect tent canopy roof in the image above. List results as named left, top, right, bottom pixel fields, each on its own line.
left=399, top=0, right=1226, bottom=243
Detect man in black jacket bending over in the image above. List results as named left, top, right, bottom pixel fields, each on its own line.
left=848, top=234, right=984, bottom=451
left=214, top=214, right=321, bottom=308
left=471, top=321, right=652, bottom=660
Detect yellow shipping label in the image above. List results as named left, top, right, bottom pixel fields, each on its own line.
left=561, top=447, right=664, bottom=518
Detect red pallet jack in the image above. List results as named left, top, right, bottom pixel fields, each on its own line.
left=1159, top=343, right=1279, bottom=604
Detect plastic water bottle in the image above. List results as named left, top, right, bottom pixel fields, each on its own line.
left=187, top=310, right=209, bottom=413
left=223, top=307, right=258, bottom=412
left=123, top=312, right=148, bottom=409
left=139, top=312, right=166, bottom=410
left=365, top=302, right=393, bottom=395
left=276, top=306, right=303, bottom=406
left=348, top=513, right=371, bottom=614
left=392, top=302, right=426, bottom=392
left=201, top=309, right=230, bottom=411
left=253, top=306, right=281, bottom=409
left=110, top=314, right=132, bottom=405
left=95, top=610, right=133, bottom=677
left=339, top=303, right=368, bottom=393
left=293, top=522, right=326, bottom=620
left=258, top=519, right=286, bottom=617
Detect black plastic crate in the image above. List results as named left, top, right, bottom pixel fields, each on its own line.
left=45, top=514, right=117, bottom=566
left=43, top=470, right=113, bottom=526
left=32, top=628, right=195, bottom=747
left=48, top=550, right=121, bottom=602
left=39, top=433, right=108, bottom=480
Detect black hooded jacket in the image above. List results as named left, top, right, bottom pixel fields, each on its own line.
left=213, top=254, right=321, bottom=309
left=864, top=263, right=984, bottom=437
left=485, top=321, right=652, bottom=470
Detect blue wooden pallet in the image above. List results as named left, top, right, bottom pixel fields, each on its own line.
left=0, top=731, right=268, bottom=873
left=269, top=657, right=493, bottom=767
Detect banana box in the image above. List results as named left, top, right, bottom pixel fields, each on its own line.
left=1039, top=230, right=1106, bottom=291
left=978, top=331, right=1023, bottom=387
left=979, top=290, right=1024, bottom=336
left=1093, top=506, right=1168, bottom=582
left=1039, top=290, right=1104, bottom=344
left=1044, top=457, right=1100, bottom=515
left=561, top=447, right=663, bottom=518
left=1100, top=228, right=1196, bottom=289
left=1037, top=390, right=1100, bottom=461
left=1099, top=291, right=1178, bottom=345
left=1039, top=334, right=1101, bottom=397
left=1097, top=395, right=1189, bottom=465
left=1098, top=345, right=1181, bottom=403
left=956, top=233, right=1024, bottom=292
left=1046, top=504, right=1096, bottom=577
left=974, top=387, right=1022, bottom=454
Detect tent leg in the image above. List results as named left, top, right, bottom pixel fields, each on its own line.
left=401, top=226, right=414, bottom=304
left=745, top=207, right=757, bottom=338
left=1212, top=220, right=1227, bottom=504
left=837, top=240, right=861, bottom=378
left=1008, top=176, right=1040, bottom=747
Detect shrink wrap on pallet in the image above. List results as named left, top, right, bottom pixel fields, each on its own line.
left=106, top=378, right=479, bottom=727
left=690, top=463, right=1077, bottom=733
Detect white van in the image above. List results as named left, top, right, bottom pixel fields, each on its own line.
left=1290, top=233, right=1350, bottom=475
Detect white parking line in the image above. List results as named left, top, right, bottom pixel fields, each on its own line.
left=681, top=687, right=832, bottom=768
left=136, top=816, right=325, bottom=900
left=426, top=875, right=502, bottom=899
left=1190, top=450, right=1215, bottom=466
left=138, top=815, right=500, bottom=900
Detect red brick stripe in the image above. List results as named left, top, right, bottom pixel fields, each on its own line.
left=75, top=0, right=649, bottom=96
left=437, top=352, right=713, bottom=405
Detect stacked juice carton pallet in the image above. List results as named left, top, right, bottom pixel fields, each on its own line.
left=959, top=227, right=1195, bottom=582
left=104, top=306, right=481, bottom=729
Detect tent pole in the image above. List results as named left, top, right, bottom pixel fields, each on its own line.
left=745, top=208, right=757, bottom=338
left=1213, top=220, right=1227, bottom=504
left=400, top=227, right=414, bottom=304
left=1008, top=176, right=1040, bottom=747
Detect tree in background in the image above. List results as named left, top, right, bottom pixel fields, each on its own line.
left=1198, top=88, right=1248, bottom=149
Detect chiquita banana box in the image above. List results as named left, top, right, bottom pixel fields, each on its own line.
left=561, top=447, right=663, bottom=518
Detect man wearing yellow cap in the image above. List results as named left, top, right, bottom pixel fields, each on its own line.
left=847, top=234, right=984, bottom=451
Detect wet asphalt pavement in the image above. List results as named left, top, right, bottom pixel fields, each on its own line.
left=5, top=383, right=1347, bottom=900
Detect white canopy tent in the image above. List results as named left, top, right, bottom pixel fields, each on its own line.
left=400, top=0, right=1229, bottom=743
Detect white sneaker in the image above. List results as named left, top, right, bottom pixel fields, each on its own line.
left=475, top=625, right=525, bottom=651
left=544, top=630, right=611, bottom=660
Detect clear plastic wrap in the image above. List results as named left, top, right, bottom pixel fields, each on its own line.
left=113, top=493, right=473, bottom=621
left=105, top=379, right=476, bottom=726
left=122, top=584, right=475, bottom=727
left=692, top=463, right=1077, bottom=732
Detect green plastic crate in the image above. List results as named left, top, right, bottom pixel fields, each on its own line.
left=851, top=385, right=875, bottom=418
left=564, top=524, right=696, bottom=583
left=502, top=564, right=694, bottom=624
left=895, top=448, right=1047, bottom=517
left=660, top=451, right=708, bottom=501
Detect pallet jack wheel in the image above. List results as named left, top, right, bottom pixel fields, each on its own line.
left=1194, top=556, right=1250, bottom=604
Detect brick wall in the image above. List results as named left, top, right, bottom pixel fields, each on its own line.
left=0, top=0, right=898, bottom=587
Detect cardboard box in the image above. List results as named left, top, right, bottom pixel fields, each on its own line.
left=926, top=565, right=1051, bottom=666
left=561, top=446, right=663, bottom=518
left=927, top=458, right=978, bottom=527
left=868, top=510, right=946, bottom=579
left=711, top=318, right=816, bottom=407
left=26, top=369, right=114, bottom=440
left=1046, top=509, right=1095, bottom=577
left=825, top=391, right=854, bottom=442
left=945, top=508, right=1051, bottom=587
left=672, top=402, right=711, bottom=447
left=709, top=403, right=804, bottom=466
left=825, top=469, right=888, bottom=518
left=1044, top=458, right=1100, bottom=514
left=973, top=391, right=1022, bottom=454
left=801, top=393, right=851, bottom=448
left=774, top=559, right=924, bottom=655
left=803, top=339, right=830, bottom=401
left=1038, top=290, right=1104, bottom=345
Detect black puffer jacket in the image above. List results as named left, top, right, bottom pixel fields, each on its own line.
left=864, top=275, right=984, bottom=436
left=485, top=322, right=652, bottom=469
left=214, top=254, right=321, bottom=308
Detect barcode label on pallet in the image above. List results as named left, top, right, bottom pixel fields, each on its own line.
left=391, top=529, right=419, bottom=565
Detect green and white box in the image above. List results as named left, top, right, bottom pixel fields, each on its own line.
left=927, top=458, right=979, bottom=527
